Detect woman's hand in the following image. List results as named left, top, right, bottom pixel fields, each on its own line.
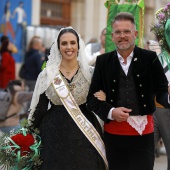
left=94, top=90, right=106, bottom=101
left=168, top=85, right=170, bottom=95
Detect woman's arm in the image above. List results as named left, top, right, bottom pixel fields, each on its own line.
left=30, top=92, right=49, bottom=129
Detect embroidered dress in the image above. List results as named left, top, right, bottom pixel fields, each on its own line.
left=31, top=69, right=105, bottom=170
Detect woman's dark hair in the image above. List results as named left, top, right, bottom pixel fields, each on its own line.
left=7, top=80, right=22, bottom=96
left=0, top=40, right=11, bottom=54
left=0, top=35, right=9, bottom=43
left=57, top=28, right=79, bottom=50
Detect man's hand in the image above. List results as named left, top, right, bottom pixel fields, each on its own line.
left=112, top=107, right=131, bottom=122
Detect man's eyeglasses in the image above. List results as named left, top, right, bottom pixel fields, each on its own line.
left=113, top=30, right=135, bottom=37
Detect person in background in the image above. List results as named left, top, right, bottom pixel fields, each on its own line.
left=27, top=27, right=108, bottom=169
left=87, top=12, right=170, bottom=170
left=0, top=39, right=15, bottom=89
left=0, top=35, right=18, bottom=54
left=154, top=87, right=170, bottom=170
left=85, top=28, right=106, bottom=66
left=24, top=36, right=43, bottom=91
left=0, top=80, right=33, bottom=134
left=153, top=45, right=170, bottom=170
left=86, top=37, right=98, bottom=45
left=41, top=47, right=50, bottom=70
left=150, top=4, right=170, bottom=167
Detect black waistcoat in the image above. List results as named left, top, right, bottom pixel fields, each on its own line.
left=117, top=63, right=141, bottom=116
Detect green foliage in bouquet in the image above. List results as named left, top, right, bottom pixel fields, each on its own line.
left=0, top=119, right=42, bottom=170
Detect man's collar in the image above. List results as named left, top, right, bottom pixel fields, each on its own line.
left=117, top=51, right=134, bottom=62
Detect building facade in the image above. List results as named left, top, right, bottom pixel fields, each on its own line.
left=32, top=0, right=169, bottom=45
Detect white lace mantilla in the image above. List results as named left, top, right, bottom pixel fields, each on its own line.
left=28, top=26, right=94, bottom=125
left=46, top=69, right=90, bottom=105
left=127, top=115, right=148, bottom=135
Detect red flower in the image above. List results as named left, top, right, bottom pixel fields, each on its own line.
left=11, top=133, right=34, bottom=156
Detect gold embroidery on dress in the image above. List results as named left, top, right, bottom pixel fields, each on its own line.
left=69, top=84, right=76, bottom=91
left=71, top=108, right=80, bottom=117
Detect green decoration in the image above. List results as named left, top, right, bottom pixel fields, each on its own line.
left=165, top=19, right=170, bottom=50
left=159, top=50, right=170, bottom=71
left=104, top=0, right=145, bottom=52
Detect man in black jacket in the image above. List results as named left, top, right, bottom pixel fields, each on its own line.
left=87, top=12, right=170, bottom=170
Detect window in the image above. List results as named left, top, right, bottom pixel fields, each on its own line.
left=41, top=0, right=71, bottom=26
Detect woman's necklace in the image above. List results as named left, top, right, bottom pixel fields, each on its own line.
left=61, top=62, right=78, bottom=76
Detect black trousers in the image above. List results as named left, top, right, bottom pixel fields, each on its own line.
left=104, top=132, right=155, bottom=170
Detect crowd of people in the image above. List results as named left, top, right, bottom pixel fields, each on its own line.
left=0, top=35, right=45, bottom=135
left=0, top=5, right=170, bottom=170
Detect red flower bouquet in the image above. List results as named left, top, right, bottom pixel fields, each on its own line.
left=0, top=126, right=42, bottom=170
left=11, top=133, right=34, bottom=156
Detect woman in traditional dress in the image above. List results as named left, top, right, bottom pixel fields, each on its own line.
left=28, top=27, right=108, bottom=170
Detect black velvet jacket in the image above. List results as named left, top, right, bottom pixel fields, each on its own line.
left=87, top=46, right=170, bottom=122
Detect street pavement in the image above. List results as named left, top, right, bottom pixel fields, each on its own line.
left=154, top=154, right=167, bottom=170
left=154, top=146, right=167, bottom=170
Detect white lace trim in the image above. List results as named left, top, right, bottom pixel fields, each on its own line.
left=127, top=115, right=148, bottom=135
